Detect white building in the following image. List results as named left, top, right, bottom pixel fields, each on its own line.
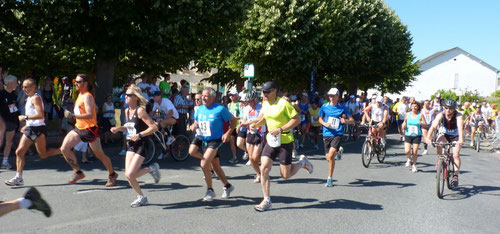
left=399, top=47, right=499, bottom=100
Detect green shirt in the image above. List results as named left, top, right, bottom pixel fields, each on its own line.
left=159, top=81, right=171, bottom=98
left=262, top=97, right=298, bottom=144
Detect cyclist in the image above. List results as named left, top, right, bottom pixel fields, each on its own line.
left=189, top=87, right=236, bottom=201
left=4, top=77, right=61, bottom=186
left=402, top=101, right=427, bottom=173
left=110, top=85, right=160, bottom=207
left=308, top=101, right=322, bottom=150
left=239, top=91, right=265, bottom=182
left=426, top=99, right=464, bottom=187
left=151, top=91, right=178, bottom=145
left=421, top=100, right=434, bottom=155
left=318, top=88, right=354, bottom=187
left=250, top=81, right=313, bottom=212
left=59, top=74, right=118, bottom=186
left=346, top=95, right=362, bottom=122
left=468, top=106, right=488, bottom=147
left=362, top=96, right=389, bottom=147
left=297, top=93, right=310, bottom=149
left=227, top=90, right=240, bottom=163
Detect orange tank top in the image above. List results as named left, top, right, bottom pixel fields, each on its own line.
left=74, top=92, right=98, bottom=129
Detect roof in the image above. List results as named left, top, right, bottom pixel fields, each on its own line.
left=417, top=47, right=499, bottom=73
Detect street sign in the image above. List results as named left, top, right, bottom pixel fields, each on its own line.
left=244, top=63, right=254, bottom=78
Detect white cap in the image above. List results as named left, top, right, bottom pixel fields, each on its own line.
left=229, top=89, right=238, bottom=95
left=327, top=88, right=339, bottom=95
left=376, top=96, right=383, bottom=103
left=302, top=92, right=308, bottom=97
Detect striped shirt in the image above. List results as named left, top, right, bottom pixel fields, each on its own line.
left=174, top=94, right=189, bottom=114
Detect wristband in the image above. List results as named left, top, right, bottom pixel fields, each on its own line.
left=279, top=127, right=283, bottom=133
left=25, top=115, right=29, bottom=120
left=138, top=133, right=143, bottom=139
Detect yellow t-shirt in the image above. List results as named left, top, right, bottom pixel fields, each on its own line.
left=308, top=107, right=321, bottom=127
left=262, top=97, right=298, bottom=144
left=490, top=109, right=498, bottom=120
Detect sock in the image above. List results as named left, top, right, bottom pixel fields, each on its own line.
left=76, top=170, right=83, bottom=174
left=15, top=173, right=22, bottom=179
left=264, top=196, right=271, bottom=202
left=17, top=198, right=33, bottom=209
left=138, top=195, right=145, bottom=199
left=224, top=183, right=232, bottom=189
left=327, top=177, right=332, bottom=180
left=208, top=188, right=214, bottom=192
left=2, top=158, right=8, bottom=164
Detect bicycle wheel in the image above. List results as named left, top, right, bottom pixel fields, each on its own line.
left=436, top=159, right=446, bottom=199
left=474, top=133, right=480, bottom=152
left=169, top=135, right=191, bottom=161
left=342, top=124, right=350, bottom=143
left=361, top=140, right=372, bottom=168
left=142, top=137, right=157, bottom=165
left=377, top=144, right=386, bottom=163
left=446, top=158, right=455, bottom=189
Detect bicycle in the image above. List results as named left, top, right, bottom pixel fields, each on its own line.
left=342, top=123, right=350, bottom=143
left=473, top=128, right=483, bottom=152
left=433, top=142, right=457, bottom=199
left=144, top=115, right=191, bottom=162
left=361, top=123, right=386, bottom=168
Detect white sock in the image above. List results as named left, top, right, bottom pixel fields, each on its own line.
left=15, top=173, right=22, bottom=179
left=138, top=195, right=145, bottom=199
left=17, top=198, right=33, bottom=209
left=264, top=196, right=271, bottom=202
left=2, top=158, right=8, bottom=164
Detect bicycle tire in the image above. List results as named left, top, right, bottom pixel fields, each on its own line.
left=436, top=159, right=446, bottom=199
left=361, top=140, right=372, bottom=168
left=377, top=144, right=386, bottom=163
left=446, top=158, right=455, bottom=189
left=142, top=137, right=157, bottom=165
left=169, top=135, right=191, bottom=161
left=475, top=133, right=480, bottom=152
left=342, top=124, right=350, bottom=143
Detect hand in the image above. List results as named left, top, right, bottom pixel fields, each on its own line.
left=110, top=127, right=119, bottom=134
left=222, top=132, right=231, bottom=143
left=426, top=138, right=432, bottom=145
left=19, top=126, right=26, bottom=134
left=269, top=128, right=281, bottom=136
left=18, top=115, right=26, bottom=122
left=340, top=118, right=346, bottom=124
left=130, top=134, right=140, bottom=142
left=190, top=122, right=198, bottom=132
left=249, top=123, right=257, bottom=131
left=458, top=139, right=463, bottom=146
left=377, top=122, right=383, bottom=128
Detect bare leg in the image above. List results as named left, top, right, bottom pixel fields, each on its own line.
left=260, top=156, right=273, bottom=197
left=412, top=143, right=419, bottom=166
left=280, top=161, right=303, bottom=179
left=88, top=138, right=114, bottom=174
left=326, top=147, right=337, bottom=178
left=0, top=200, right=21, bottom=217
left=210, top=157, right=228, bottom=185
left=33, top=134, right=61, bottom=159
left=200, top=148, right=218, bottom=189
left=189, top=144, right=202, bottom=159
left=3, top=130, right=15, bottom=159
left=124, top=152, right=149, bottom=196
left=15, top=135, right=33, bottom=173
left=60, top=130, right=83, bottom=171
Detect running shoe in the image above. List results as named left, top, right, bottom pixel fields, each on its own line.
left=5, top=176, right=24, bottom=186
left=405, top=159, right=411, bottom=167
left=157, top=153, right=164, bottom=160
left=130, top=196, right=148, bottom=208
left=451, top=175, right=459, bottom=187
left=299, top=155, right=314, bottom=174
left=422, top=150, right=428, bottom=155
left=1, top=161, right=13, bottom=169
left=167, top=136, right=176, bottom=145
left=24, top=187, right=52, bottom=217
left=253, top=175, right=261, bottom=183
left=119, top=150, right=127, bottom=156
left=245, top=160, right=252, bottom=166
left=106, top=172, right=118, bottom=187
left=299, top=144, right=304, bottom=149
left=242, top=152, right=249, bottom=160
left=411, top=165, right=418, bottom=173
left=292, top=150, right=297, bottom=159
left=149, top=162, right=161, bottom=184
left=202, top=189, right=216, bottom=202
left=69, top=172, right=86, bottom=184
left=221, top=184, right=234, bottom=199
left=228, top=157, right=238, bottom=164
left=325, top=178, right=333, bottom=187
left=470, top=142, right=474, bottom=147
left=254, top=200, right=272, bottom=212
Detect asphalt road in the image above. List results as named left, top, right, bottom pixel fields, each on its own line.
left=1, top=133, right=499, bottom=234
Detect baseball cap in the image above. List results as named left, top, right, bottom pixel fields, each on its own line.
left=376, top=96, right=383, bottom=103
left=349, top=95, right=355, bottom=99
left=262, top=81, right=278, bottom=92
left=327, top=88, right=339, bottom=95
left=229, top=89, right=238, bottom=95
left=153, top=91, right=162, bottom=96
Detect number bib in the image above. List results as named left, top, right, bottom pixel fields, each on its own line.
left=327, top=117, right=340, bottom=129
left=124, top=122, right=136, bottom=140
left=407, top=126, right=418, bottom=135
left=8, top=104, right=18, bottom=113
left=266, top=133, right=281, bottom=148
left=300, top=114, right=306, bottom=122
left=198, top=121, right=211, bottom=137
left=311, top=116, right=318, bottom=124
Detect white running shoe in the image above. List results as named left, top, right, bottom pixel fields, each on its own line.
left=167, top=136, right=176, bottom=145
left=149, top=162, right=161, bottom=184
left=130, top=196, right=148, bottom=208
left=254, top=200, right=272, bottom=212
left=5, top=176, right=24, bottom=186
left=221, top=184, right=234, bottom=199
left=299, top=155, right=314, bottom=174
left=119, top=150, right=127, bottom=156
left=245, top=160, right=252, bottom=166
left=228, top=158, right=238, bottom=164
left=1, top=162, right=12, bottom=169
left=202, top=189, right=216, bottom=202
left=292, top=150, right=297, bottom=159
left=470, top=142, right=474, bottom=147
left=411, top=165, right=418, bottom=173
left=242, top=152, right=249, bottom=160
left=422, top=150, right=428, bottom=155
left=405, top=159, right=411, bottom=167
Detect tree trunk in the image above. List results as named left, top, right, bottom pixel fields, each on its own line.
left=348, top=76, right=358, bottom=96
left=93, top=55, right=117, bottom=108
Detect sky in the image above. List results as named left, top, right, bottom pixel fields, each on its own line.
left=385, top=0, right=500, bottom=70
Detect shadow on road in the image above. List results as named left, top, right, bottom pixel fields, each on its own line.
left=276, top=199, right=383, bottom=211
left=276, top=178, right=332, bottom=185
left=345, top=179, right=415, bottom=188
left=443, top=184, right=500, bottom=200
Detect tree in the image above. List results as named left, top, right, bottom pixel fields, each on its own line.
left=0, top=0, right=249, bottom=105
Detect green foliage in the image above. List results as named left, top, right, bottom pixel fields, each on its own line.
left=461, top=89, right=483, bottom=103
left=431, top=89, right=458, bottom=101
left=491, top=90, right=500, bottom=97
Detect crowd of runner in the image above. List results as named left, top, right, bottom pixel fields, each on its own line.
left=0, top=71, right=498, bottom=215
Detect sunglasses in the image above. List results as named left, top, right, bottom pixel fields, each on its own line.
left=195, top=99, right=201, bottom=101
left=444, top=107, right=456, bottom=110
left=75, top=80, right=83, bottom=84
left=125, top=93, right=135, bottom=97
left=263, top=90, right=272, bottom=94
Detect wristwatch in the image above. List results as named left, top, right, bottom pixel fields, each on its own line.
left=25, top=115, right=29, bottom=121
left=138, top=133, right=143, bottom=139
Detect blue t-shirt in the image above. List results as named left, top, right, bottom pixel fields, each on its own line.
left=298, top=102, right=309, bottom=123
left=195, top=103, right=234, bottom=141
left=319, top=103, right=351, bottom=137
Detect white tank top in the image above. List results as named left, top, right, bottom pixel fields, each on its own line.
left=26, top=93, right=45, bottom=126
left=371, top=105, right=385, bottom=122
left=103, top=102, right=115, bottom=118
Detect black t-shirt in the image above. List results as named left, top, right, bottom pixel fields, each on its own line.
left=0, top=89, right=20, bottom=123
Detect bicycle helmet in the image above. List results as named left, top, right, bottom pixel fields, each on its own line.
left=443, top=99, right=457, bottom=108
left=245, top=90, right=258, bottom=101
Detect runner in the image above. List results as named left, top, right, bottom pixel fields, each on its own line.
left=59, top=74, right=118, bottom=186
left=421, top=100, right=434, bottom=155
left=297, top=93, right=309, bottom=149
left=430, top=93, right=443, bottom=115
left=250, top=81, right=314, bottom=212
left=5, top=77, right=61, bottom=186
left=308, top=101, right=322, bottom=150
left=362, top=96, right=389, bottom=147
left=318, top=88, right=354, bottom=187
left=393, top=97, right=409, bottom=141
left=468, top=106, right=488, bottom=147
left=0, top=187, right=51, bottom=217
left=227, top=90, right=240, bottom=163
left=345, top=95, right=362, bottom=122
left=426, top=99, right=464, bottom=187
left=110, top=85, right=160, bottom=207
left=0, top=75, right=20, bottom=169
left=239, top=91, right=265, bottom=182
left=188, top=87, right=236, bottom=201
left=236, top=94, right=249, bottom=163
left=402, top=101, right=427, bottom=173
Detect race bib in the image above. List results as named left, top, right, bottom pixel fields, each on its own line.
left=300, top=114, right=306, bottom=122
left=8, top=104, right=18, bottom=113
left=311, top=116, right=318, bottom=124
left=124, top=122, right=136, bottom=140
left=328, top=117, right=340, bottom=129
left=266, top=133, right=281, bottom=147
left=408, top=126, right=418, bottom=135
left=198, top=121, right=211, bottom=137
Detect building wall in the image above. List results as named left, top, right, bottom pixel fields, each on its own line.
left=400, top=50, right=497, bottom=100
